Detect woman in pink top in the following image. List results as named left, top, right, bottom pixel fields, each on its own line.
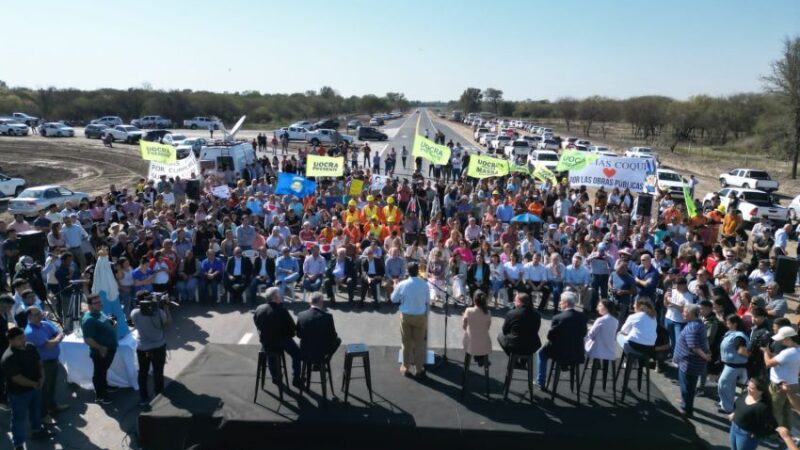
left=463, top=290, right=492, bottom=366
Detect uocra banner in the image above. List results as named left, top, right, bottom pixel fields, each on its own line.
left=567, top=156, right=657, bottom=193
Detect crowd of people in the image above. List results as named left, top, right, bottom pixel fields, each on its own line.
left=1, top=130, right=800, bottom=448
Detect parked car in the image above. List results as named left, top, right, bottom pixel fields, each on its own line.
left=11, top=112, right=38, bottom=127
left=624, top=146, right=656, bottom=159
left=132, top=115, right=172, bottom=128
left=9, top=185, right=90, bottom=218
left=588, top=145, right=610, bottom=153
left=306, top=129, right=353, bottom=146
left=368, top=117, right=384, bottom=126
left=276, top=126, right=310, bottom=141
left=718, top=168, right=779, bottom=192
left=528, top=150, right=560, bottom=171
left=39, top=122, right=75, bottom=137
left=0, top=119, right=29, bottom=136
left=165, top=133, right=188, bottom=146
left=176, top=137, right=207, bottom=158
left=538, top=139, right=559, bottom=151
left=104, top=125, right=144, bottom=143
left=346, top=120, right=362, bottom=130
left=504, top=139, right=531, bottom=159
left=356, top=126, right=387, bottom=141
left=489, top=135, right=512, bottom=152
left=479, top=133, right=496, bottom=146
left=656, top=168, right=687, bottom=198
left=183, top=116, right=221, bottom=130
left=290, top=120, right=313, bottom=130
left=474, top=127, right=490, bottom=141
left=0, top=173, right=26, bottom=198
left=702, top=188, right=789, bottom=223
left=91, top=116, right=123, bottom=126
left=84, top=123, right=109, bottom=139
left=312, top=119, right=340, bottom=130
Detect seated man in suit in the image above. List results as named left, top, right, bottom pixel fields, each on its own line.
left=360, top=247, right=384, bottom=306
left=536, top=291, right=588, bottom=388
left=225, top=246, right=253, bottom=303
left=497, top=292, right=542, bottom=366
left=253, top=286, right=302, bottom=387
left=322, top=248, right=356, bottom=304
left=249, top=246, right=275, bottom=305
left=296, top=292, right=342, bottom=364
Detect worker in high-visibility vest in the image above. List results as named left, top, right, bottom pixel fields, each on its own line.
left=342, top=199, right=361, bottom=225
left=363, top=217, right=389, bottom=243
left=382, top=196, right=403, bottom=227
left=360, top=195, right=381, bottom=224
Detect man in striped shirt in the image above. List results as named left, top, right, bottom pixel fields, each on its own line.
left=673, top=304, right=711, bottom=418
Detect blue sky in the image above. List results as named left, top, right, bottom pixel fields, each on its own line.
left=3, top=0, right=798, bottom=101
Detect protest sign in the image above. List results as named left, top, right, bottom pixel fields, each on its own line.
left=349, top=179, right=364, bottom=196
left=412, top=134, right=451, bottom=165
left=555, top=150, right=599, bottom=172
left=212, top=184, right=231, bottom=199
left=566, top=155, right=657, bottom=193
left=533, top=163, right=557, bottom=185
left=467, top=155, right=510, bottom=179
left=306, top=155, right=344, bottom=177
left=140, top=140, right=176, bottom=164
left=371, top=175, right=389, bottom=191
left=147, top=152, right=198, bottom=182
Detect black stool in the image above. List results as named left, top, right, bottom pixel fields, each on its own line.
left=341, top=343, right=373, bottom=404
left=300, top=357, right=335, bottom=406
left=581, top=357, right=617, bottom=403
left=461, top=353, right=491, bottom=399
left=255, top=350, right=289, bottom=402
left=615, top=351, right=651, bottom=402
left=547, top=360, right=582, bottom=403
left=503, top=353, right=534, bottom=403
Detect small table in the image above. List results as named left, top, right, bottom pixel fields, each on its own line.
left=59, top=330, right=140, bottom=390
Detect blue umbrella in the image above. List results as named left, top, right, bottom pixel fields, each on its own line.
left=511, top=213, right=543, bottom=223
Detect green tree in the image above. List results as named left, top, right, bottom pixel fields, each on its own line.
left=459, top=88, right=482, bottom=113
left=484, top=88, right=503, bottom=116
left=764, top=37, right=800, bottom=178
left=555, top=97, right=579, bottom=131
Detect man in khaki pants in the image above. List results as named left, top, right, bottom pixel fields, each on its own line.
left=391, top=263, right=431, bottom=378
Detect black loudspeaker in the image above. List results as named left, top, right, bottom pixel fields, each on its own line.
left=186, top=179, right=200, bottom=200
left=775, top=256, right=800, bottom=295
left=18, top=230, right=47, bottom=265
left=634, top=194, right=654, bottom=217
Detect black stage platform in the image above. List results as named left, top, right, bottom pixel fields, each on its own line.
left=139, top=344, right=704, bottom=450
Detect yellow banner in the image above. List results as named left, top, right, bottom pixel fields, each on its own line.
left=412, top=134, right=451, bottom=165
left=140, top=140, right=176, bottom=164
left=533, top=162, right=557, bottom=185
left=349, top=179, right=364, bottom=196
left=306, top=155, right=344, bottom=177
left=467, top=155, right=510, bottom=179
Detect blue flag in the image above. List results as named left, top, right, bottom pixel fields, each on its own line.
left=275, top=173, right=317, bottom=198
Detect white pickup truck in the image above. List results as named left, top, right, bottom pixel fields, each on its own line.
left=277, top=126, right=310, bottom=141
left=719, top=168, right=779, bottom=192
left=703, top=187, right=789, bottom=223
left=183, top=116, right=221, bottom=130
left=306, top=129, right=353, bottom=146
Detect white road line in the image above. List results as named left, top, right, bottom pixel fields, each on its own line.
left=238, top=332, right=253, bottom=345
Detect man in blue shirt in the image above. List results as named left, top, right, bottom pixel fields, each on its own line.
left=496, top=201, right=514, bottom=223
left=275, top=247, right=300, bottom=300
left=199, top=249, right=223, bottom=304
left=24, top=306, right=68, bottom=418
left=673, top=304, right=710, bottom=418
left=391, top=263, right=430, bottom=378
left=634, top=253, right=660, bottom=301
left=609, top=261, right=636, bottom=324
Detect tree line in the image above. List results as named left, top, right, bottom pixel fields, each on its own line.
left=0, top=82, right=412, bottom=127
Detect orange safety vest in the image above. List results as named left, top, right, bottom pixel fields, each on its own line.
left=383, top=205, right=402, bottom=224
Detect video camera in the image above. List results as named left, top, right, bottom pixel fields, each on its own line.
left=136, top=291, right=174, bottom=316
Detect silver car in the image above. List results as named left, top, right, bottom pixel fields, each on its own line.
left=9, top=185, right=90, bottom=218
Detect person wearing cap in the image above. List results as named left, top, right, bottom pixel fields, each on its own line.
left=382, top=196, right=403, bottom=228
left=764, top=326, right=800, bottom=428
left=673, top=303, right=711, bottom=417
left=360, top=195, right=381, bottom=224
left=24, top=306, right=68, bottom=420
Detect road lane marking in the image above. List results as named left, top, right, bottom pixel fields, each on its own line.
left=238, top=332, right=253, bottom=345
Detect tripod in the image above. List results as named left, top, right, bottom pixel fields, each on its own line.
left=53, top=283, right=88, bottom=334
left=427, top=278, right=454, bottom=368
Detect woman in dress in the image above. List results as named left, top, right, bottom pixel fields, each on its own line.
left=463, top=290, right=492, bottom=367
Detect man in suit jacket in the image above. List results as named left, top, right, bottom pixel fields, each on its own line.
left=466, top=254, right=491, bottom=298
left=497, top=293, right=542, bottom=358
left=249, top=247, right=275, bottom=305
left=225, top=246, right=254, bottom=303
left=322, top=248, right=356, bottom=304
left=296, top=293, right=341, bottom=363
left=536, top=291, right=588, bottom=387
left=253, top=286, right=301, bottom=387
left=360, top=247, right=385, bottom=305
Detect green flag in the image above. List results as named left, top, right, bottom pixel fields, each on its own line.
left=510, top=163, right=530, bottom=175
left=467, top=154, right=510, bottom=179
left=412, top=134, right=451, bottom=165
left=683, top=180, right=697, bottom=218
left=555, top=150, right=600, bottom=172
left=533, top=163, right=557, bottom=185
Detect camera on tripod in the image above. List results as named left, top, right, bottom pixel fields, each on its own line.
left=136, top=291, right=171, bottom=316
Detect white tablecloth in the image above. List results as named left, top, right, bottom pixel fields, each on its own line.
left=59, top=330, right=139, bottom=390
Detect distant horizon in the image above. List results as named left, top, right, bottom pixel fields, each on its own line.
left=2, top=0, right=798, bottom=101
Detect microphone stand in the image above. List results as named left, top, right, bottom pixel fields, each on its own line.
left=427, top=278, right=452, bottom=368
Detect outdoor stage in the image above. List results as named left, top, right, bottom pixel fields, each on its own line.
left=139, top=344, right=704, bottom=450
